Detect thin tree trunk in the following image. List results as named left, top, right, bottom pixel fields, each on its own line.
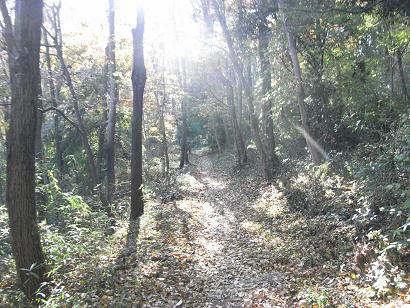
left=35, top=83, right=48, bottom=217
left=258, top=1, right=279, bottom=172
left=277, top=0, right=323, bottom=164
left=130, top=6, right=147, bottom=220
left=226, top=78, right=247, bottom=165
left=396, top=48, right=409, bottom=103
left=156, top=78, right=170, bottom=175
left=44, top=33, right=64, bottom=175
left=178, top=58, right=190, bottom=168
left=105, top=0, right=119, bottom=204
left=97, top=46, right=109, bottom=182
left=35, top=84, right=44, bottom=161
left=161, top=66, right=170, bottom=174
left=212, top=0, right=270, bottom=179
left=222, top=115, right=231, bottom=146
left=2, top=0, right=47, bottom=299
left=96, top=95, right=107, bottom=181
left=212, top=114, right=222, bottom=153
left=179, top=96, right=190, bottom=168
left=237, top=78, right=243, bottom=130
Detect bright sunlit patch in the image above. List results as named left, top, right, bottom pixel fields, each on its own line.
left=53, top=0, right=204, bottom=62
left=177, top=173, right=205, bottom=192
left=241, top=220, right=262, bottom=234
left=202, top=177, right=227, bottom=190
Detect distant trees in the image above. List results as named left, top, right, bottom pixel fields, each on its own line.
left=46, top=4, right=115, bottom=224
left=277, top=0, right=324, bottom=164
left=105, top=0, right=119, bottom=204
left=212, top=0, right=277, bottom=180
left=195, top=0, right=409, bottom=173
left=1, top=0, right=47, bottom=299
left=130, top=6, right=147, bottom=220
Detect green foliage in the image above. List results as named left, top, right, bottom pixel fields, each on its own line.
left=38, top=171, right=91, bottom=226
left=304, top=288, right=331, bottom=307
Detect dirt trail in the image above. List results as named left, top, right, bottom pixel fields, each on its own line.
left=106, top=153, right=355, bottom=307
left=174, top=154, right=284, bottom=307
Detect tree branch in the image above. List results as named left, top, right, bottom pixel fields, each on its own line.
left=39, top=106, right=80, bottom=131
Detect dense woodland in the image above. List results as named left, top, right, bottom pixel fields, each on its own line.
left=0, top=0, right=409, bottom=306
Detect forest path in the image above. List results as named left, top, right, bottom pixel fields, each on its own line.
left=175, top=153, right=284, bottom=307
left=106, top=152, right=292, bottom=307
left=106, top=152, right=352, bottom=307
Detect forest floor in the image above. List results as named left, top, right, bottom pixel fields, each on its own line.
left=1, top=151, right=409, bottom=306
left=81, top=151, right=408, bottom=307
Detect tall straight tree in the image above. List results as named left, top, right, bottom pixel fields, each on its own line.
left=277, top=0, right=324, bottom=164
left=105, top=0, right=119, bottom=204
left=130, top=6, right=147, bottom=220
left=44, top=33, right=64, bottom=175
left=257, top=0, right=279, bottom=173
left=1, top=0, right=47, bottom=299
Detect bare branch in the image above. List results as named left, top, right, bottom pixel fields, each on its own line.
left=39, top=106, right=80, bottom=131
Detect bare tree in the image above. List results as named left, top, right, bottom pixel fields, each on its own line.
left=277, top=0, right=324, bottom=164
left=44, top=32, right=64, bottom=175
left=258, top=0, right=279, bottom=172
left=105, top=0, right=119, bottom=203
left=130, top=6, right=147, bottom=220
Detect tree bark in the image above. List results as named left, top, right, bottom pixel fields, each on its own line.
left=258, top=0, right=279, bottom=173
left=35, top=83, right=44, bottom=161
left=130, top=6, right=147, bottom=220
left=228, top=83, right=247, bottom=165
left=277, top=0, right=323, bottom=164
left=179, top=96, right=190, bottom=168
left=105, top=0, right=119, bottom=204
left=396, top=48, right=409, bottom=103
left=3, top=0, right=47, bottom=299
left=97, top=46, right=109, bottom=181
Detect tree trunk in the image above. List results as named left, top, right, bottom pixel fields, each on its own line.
left=258, top=1, right=279, bottom=173
left=156, top=79, right=170, bottom=175
left=212, top=114, right=222, bottom=153
left=96, top=94, right=107, bottom=181
left=396, top=48, right=409, bottom=103
left=97, top=46, right=109, bottom=182
left=105, top=0, right=119, bottom=204
left=179, top=97, right=190, bottom=168
left=130, top=6, right=147, bottom=220
left=3, top=0, right=47, bottom=299
left=222, top=115, right=231, bottom=146
left=227, top=83, right=247, bottom=165
left=277, top=0, right=323, bottom=164
left=212, top=0, right=270, bottom=179
left=35, top=84, right=44, bottom=161
left=161, top=68, right=170, bottom=174
left=44, top=33, right=64, bottom=175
